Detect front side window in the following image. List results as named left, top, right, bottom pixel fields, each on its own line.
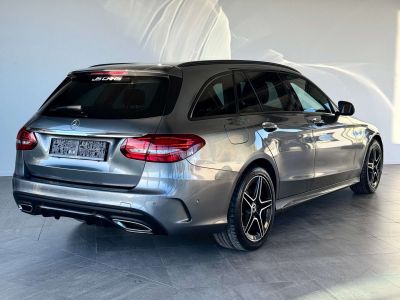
left=246, top=71, right=302, bottom=112
left=234, top=72, right=262, bottom=113
left=192, top=74, right=236, bottom=118
left=282, top=75, right=332, bottom=113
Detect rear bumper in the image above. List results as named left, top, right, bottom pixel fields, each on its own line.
left=14, top=191, right=168, bottom=234
left=12, top=161, right=237, bottom=234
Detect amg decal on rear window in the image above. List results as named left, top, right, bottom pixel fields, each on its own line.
left=91, top=76, right=123, bottom=82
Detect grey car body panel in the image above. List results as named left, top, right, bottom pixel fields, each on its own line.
left=251, top=112, right=315, bottom=198
left=13, top=60, right=381, bottom=234
left=13, top=159, right=236, bottom=233
left=23, top=116, right=162, bottom=187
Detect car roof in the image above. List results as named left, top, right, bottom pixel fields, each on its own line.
left=177, top=60, right=299, bottom=72
left=75, top=60, right=300, bottom=75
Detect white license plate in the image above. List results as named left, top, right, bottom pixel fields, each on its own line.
left=49, top=138, right=108, bottom=161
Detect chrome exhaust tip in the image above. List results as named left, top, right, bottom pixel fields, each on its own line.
left=18, top=203, right=33, bottom=213
left=112, top=218, right=153, bottom=234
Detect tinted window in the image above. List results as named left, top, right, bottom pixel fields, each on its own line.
left=246, top=71, right=301, bottom=111
left=282, top=75, right=332, bottom=113
left=41, top=76, right=169, bottom=119
left=192, top=74, right=236, bottom=118
left=235, top=72, right=262, bottom=113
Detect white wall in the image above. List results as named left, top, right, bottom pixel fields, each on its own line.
left=1, top=0, right=399, bottom=175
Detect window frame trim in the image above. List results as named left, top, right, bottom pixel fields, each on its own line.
left=188, top=69, right=339, bottom=120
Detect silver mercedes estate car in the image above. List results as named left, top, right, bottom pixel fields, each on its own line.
left=13, top=60, right=383, bottom=250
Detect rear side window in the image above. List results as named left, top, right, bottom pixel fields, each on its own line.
left=40, top=76, right=169, bottom=119
left=234, top=72, right=262, bottom=113
left=192, top=74, right=236, bottom=118
left=246, top=71, right=301, bottom=112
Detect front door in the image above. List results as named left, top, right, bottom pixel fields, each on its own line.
left=238, top=71, right=315, bottom=199
left=282, top=74, right=357, bottom=189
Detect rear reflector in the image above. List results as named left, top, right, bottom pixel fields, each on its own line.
left=120, top=134, right=205, bottom=163
left=90, top=70, right=128, bottom=76
left=16, top=128, right=37, bottom=150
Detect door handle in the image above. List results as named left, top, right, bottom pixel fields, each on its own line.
left=261, top=122, right=278, bottom=132
left=308, top=117, right=325, bottom=126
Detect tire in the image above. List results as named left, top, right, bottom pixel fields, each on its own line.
left=214, top=167, right=276, bottom=251
left=351, top=139, right=383, bottom=194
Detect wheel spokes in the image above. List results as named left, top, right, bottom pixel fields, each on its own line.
left=242, top=192, right=254, bottom=208
left=241, top=175, right=273, bottom=242
left=254, top=176, right=263, bottom=200
left=259, top=199, right=272, bottom=215
left=244, top=215, right=255, bottom=234
left=368, top=147, right=382, bottom=187
left=254, top=215, right=265, bottom=238
left=372, top=148, right=377, bottom=162
left=375, top=152, right=381, bottom=165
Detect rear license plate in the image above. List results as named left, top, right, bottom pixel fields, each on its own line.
left=49, top=138, right=108, bottom=161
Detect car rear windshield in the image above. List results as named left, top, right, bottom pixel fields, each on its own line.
left=40, top=76, right=169, bottom=119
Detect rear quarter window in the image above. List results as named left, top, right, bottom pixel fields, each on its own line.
left=191, top=73, right=236, bottom=118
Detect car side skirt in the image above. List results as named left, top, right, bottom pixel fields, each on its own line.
left=276, top=177, right=360, bottom=211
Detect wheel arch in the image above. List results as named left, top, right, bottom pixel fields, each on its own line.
left=362, top=133, right=384, bottom=165
left=351, top=132, right=383, bottom=194
left=372, top=134, right=383, bottom=153
left=215, top=155, right=279, bottom=250
left=231, top=155, right=280, bottom=200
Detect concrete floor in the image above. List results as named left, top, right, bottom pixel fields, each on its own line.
left=1, top=166, right=400, bottom=300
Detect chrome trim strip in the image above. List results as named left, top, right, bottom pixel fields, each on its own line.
left=27, top=128, right=138, bottom=138
left=18, top=204, right=33, bottom=213
left=112, top=218, right=153, bottom=234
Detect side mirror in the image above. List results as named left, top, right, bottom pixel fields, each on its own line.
left=337, top=101, right=355, bottom=116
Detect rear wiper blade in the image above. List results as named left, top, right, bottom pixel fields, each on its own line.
left=47, top=105, right=88, bottom=117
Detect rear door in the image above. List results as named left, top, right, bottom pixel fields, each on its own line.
left=188, top=72, right=251, bottom=171
left=24, top=72, right=178, bottom=188
left=242, top=71, right=316, bottom=199
left=281, top=74, right=357, bottom=189
left=190, top=72, right=249, bottom=146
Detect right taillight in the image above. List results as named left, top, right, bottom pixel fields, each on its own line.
left=120, top=134, right=205, bottom=163
left=16, top=127, right=37, bottom=150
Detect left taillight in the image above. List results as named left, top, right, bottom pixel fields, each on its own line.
left=16, top=127, right=37, bottom=150
left=120, top=134, right=205, bottom=163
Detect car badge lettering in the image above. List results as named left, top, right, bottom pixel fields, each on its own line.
left=91, top=76, right=122, bottom=82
